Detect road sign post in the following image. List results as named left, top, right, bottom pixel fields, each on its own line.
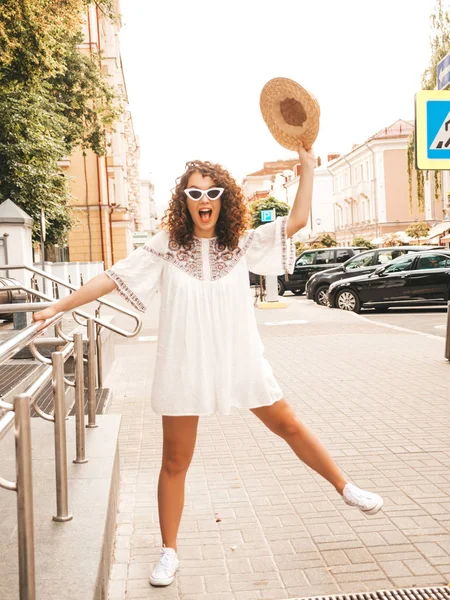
left=259, top=209, right=278, bottom=301
left=437, top=52, right=450, bottom=90
left=415, top=90, right=450, bottom=170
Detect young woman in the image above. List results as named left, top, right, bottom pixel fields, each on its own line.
left=33, top=146, right=383, bottom=588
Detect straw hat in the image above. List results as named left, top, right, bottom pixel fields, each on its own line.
left=260, top=77, right=320, bottom=151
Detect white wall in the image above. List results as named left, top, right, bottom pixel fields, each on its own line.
left=285, top=167, right=334, bottom=241
left=140, top=180, right=158, bottom=235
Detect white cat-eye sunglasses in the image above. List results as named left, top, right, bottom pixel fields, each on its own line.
left=184, top=187, right=224, bottom=201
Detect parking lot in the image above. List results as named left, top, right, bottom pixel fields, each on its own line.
left=362, top=306, right=448, bottom=338
left=283, top=292, right=448, bottom=339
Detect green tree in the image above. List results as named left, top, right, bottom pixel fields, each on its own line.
left=249, top=196, right=290, bottom=229
left=405, top=221, right=430, bottom=239
left=311, top=233, right=337, bottom=248
left=294, top=241, right=305, bottom=256
left=383, top=234, right=403, bottom=247
left=407, top=0, right=450, bottom=212
left=352, top=236, right=376, bottom=249
left=0, top=0, right=120, bottom=245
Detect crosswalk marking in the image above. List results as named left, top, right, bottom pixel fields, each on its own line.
left=430, top=110, right=450, bottom=149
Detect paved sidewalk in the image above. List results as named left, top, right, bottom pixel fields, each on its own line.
left=106, top=295, right=450, bottom=600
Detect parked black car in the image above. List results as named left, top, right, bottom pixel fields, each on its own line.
left=250, top=246, right=364, bottom=296
left=306, top=246, right=438, bottom=306
left=327, top=250, right=450, bottom=313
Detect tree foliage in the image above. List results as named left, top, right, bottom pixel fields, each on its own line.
left=294, top=241, right=305, bottom=256
left=352, top=236, right=376, bottom=249
left=407, top=0, right=450, bottom=213
left=248, top=196, right=290, bottom=229
left=382, top=234, right=403, bottom=247
left=0, top=0, right=120, bottom=245
left=405, top=221, right=430, bottom=239
left=311, top=233, right=337, bottom=248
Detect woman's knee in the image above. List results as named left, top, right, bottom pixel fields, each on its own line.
left=161, top=451, right=192, bottom=476
left=273, top=416, right=302, bottom=439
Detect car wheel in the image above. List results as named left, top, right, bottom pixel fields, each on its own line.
left=314, top=285, right=329, bottom=306
left=292, top=288, right=304, bottom=296
left=277, top=279, right=285, bottom=296
left=336, top=289, right=361, bottom=313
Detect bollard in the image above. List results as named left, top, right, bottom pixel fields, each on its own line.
left=86, top=319, right=98, bottom=428
left=446, top=301, right=450, bottom=361
left=51, top=351, right=72, bottom=522
left=15, top=394, right=36, bottom=600
left=73, top=333, right=88, bottom=464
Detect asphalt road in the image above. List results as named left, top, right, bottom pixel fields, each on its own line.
left=285, top=292, right=449, bottom=338
left=362, top=306, right=448, bottom=338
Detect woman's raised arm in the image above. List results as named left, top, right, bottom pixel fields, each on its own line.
left=286, top=143, right=315, bottom=238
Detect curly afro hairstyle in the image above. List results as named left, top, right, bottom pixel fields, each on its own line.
left=162, top=160, right=250, bottom=250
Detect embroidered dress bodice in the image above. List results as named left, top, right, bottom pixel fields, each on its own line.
left=105, top=217, right=295, bottom=416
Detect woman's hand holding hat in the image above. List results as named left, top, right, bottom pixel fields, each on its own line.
left=297, top=142, right=315, bottom=171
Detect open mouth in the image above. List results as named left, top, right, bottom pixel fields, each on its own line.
left=199, top=209, right=212, bottom=224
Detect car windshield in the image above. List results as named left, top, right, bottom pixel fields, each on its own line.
left=296, top=252, right=315, bottom=266
left=346, top=253, right=374, bottom=270
left=382, top=254, right=415, bottom=273
left=377, top=249, right=415, bottom=264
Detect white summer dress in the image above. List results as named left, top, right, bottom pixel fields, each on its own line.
left=105, top=216, right=295, bottom=416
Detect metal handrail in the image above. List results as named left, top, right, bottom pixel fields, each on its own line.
left=0, top=312, right=64, bottom=367
left=0, top=309, right=80, bottom=600
left=0, top=262, right=142, bottom=336
left=0, top=261, right=145, bottom=599
left=0, top=289, right=142, bottom=339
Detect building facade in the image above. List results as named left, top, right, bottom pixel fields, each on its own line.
left=328, top=120, right=442, bottom=246
left=242, top=159, right=301, bottom=205
left=139, top=179, right=159, bottom=240
left=60, top=1, right=142, bottom=268
left=285, top=164, right=334, bottom=242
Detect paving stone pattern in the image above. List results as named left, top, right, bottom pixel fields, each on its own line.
left=106, top=296, right=450, bottom=600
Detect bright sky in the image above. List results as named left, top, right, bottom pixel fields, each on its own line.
left=119, top=0, right=436, bottom=213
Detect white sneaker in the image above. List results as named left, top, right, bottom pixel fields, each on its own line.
left=149, top=547, right=179, bottom=587
left=343, top=483, right=383, bottom=515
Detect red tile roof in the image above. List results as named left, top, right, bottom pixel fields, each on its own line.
left=246, top=158, right=300, bottom=177
left=369, top=119, right=414, bottom=140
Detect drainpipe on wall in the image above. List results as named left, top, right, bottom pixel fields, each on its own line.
left=83, top=153, right=93, bottom=262
left=96, top=155, right=106, bottom=266
left=342, top=155, right=355, bottom=243
left=326, top=166, right=336, bottom=235
left=364, top=142, right=380, bottom=238
left=94, top=6, right=106, bottom=267
left=104, top=160, right=115, bottom=268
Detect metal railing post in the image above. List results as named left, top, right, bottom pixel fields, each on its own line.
left=15, top=394, right=36, bottom=600
left=86, top=319, right=98, bottom=428
left=95, top=307, right=103, bottom=389
left=446, top=300, right=450, bottom=361
left=51, top=351, right=72, bottom=522
left=73, top=333, right=88, bottom=464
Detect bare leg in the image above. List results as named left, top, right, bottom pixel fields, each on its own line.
left=158, top=416, right=199, bottom=551
left=251, top=399, right=347, bottom=494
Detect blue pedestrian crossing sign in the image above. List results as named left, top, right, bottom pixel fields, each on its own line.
left=260, top=209, right=276, bottom=223
left=415, top=90, right=450, bottom=170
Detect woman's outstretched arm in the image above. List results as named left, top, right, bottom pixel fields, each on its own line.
left=32, top=273, right=117, bottom=322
